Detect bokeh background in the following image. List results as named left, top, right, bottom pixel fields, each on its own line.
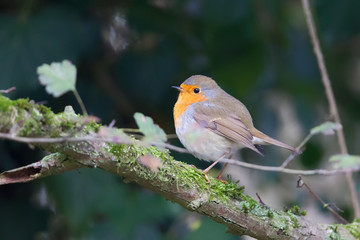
left=1, top=0, right=360, bottom=239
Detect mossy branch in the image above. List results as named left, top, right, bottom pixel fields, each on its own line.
left=0, top=95, right=359, bottom=240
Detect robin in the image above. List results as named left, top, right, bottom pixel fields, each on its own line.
left=173, top=75, right=300, bottom=182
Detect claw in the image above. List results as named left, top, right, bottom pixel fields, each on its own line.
left=216, top=177, right=228, bottom=184
left=203, top=172, right=211, bottom=184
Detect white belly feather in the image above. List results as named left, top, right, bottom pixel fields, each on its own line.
left=176, top=107, right=241, bottom=162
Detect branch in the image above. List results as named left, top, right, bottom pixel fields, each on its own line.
left=0, top=153, right=83, bottom=185
left=0, top=95, right=359, bottom=239
left=301, top=0, right=360, bottom=218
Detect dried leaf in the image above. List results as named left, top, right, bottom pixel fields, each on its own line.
left=329, top=154, right=360, bottom=169
left=37, top=60, right=76, bottom=97
left=310, top=122, right=342, bottom=136
left=134, top=112, right=167, bottom=144
left=138, top=155, right=163, bottom=172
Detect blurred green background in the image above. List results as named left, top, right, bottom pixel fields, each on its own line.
left=1, top=0, right=360, bottom=239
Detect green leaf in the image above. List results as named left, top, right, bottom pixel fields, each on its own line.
left=134, top=112, right=167, bottom=144
left=310, top=122, right=342, bottom=136
left=37, top=60, right=76, bottom=97
left=329, top=154, right=360, bottom=169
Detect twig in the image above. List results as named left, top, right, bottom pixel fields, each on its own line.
left=0, top=87, right=16, bottom=93
left=72, top=89, right=88, bottom=117
left=280, top=133, right=311, bottom=168
left=280, top=153, right=297, bottom=169
left=121, top=128, right=142, bottom=133
left=220, top=158, right=360, bottom=176
left=256, top=193, right=266, bottom=206
left=301, top=0, right=359, bottom=218
left=297, top=176, right=348, bottom=224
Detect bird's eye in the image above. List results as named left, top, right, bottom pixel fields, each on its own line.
left=193, top=88, right=200, bottom=94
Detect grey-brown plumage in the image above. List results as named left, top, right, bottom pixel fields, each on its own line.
left=174, top=75, right=299, bottom=162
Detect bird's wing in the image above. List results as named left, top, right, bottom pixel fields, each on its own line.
left=193, top=113, right=263, bottom=156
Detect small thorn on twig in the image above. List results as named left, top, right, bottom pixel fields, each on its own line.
left=297, top=176, right=304, bottom=188
left=256, top=192, right=266, bottom=206
left=109, top=119, right=116, bottom=128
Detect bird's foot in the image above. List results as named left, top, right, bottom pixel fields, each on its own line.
left=216, top=176, right=228, bottom=184
left=201, top=170, right=211, bottom=184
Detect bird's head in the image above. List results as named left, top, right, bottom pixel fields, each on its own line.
left=172, top=75, right=219, bottom=105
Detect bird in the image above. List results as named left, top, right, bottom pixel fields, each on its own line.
left=173, top=75, right=300, bottom=182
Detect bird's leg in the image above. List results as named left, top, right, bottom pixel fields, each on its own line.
left=202, top=149, right=230, bottom=183
left=216, top=163, right=230, bottom=184
left=215, top=155, right=234, bottom=184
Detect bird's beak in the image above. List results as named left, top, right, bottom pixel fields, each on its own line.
left=172, top=86, right=183, bottom=91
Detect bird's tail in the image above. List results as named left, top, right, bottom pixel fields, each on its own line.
left=251, top=128, right=301, bottom=154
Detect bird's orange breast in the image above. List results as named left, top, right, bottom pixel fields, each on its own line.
left=173, top=84, right=208, bottom=128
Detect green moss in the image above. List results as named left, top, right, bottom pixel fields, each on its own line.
left=109, top=143, right=171, bottom=182
left=110, top=143, right=168, bottom=162
left=14, top=98, right=32, bottom=110
left=240, top=195, right=259, bottom=212
left=173, top=163, right=209, bottom=188
left=288, top=213, right=300, bottom=228
left=237, top=195, right=300, bottom=235
left=209, top=179, right=244, bottom=201
left=36, top=104, right=55, bottom=125
left=109, top=142, right=246, bottom=203
left=286, top=205, right=307, bottom=216
left=84, top=121, right=100, bottom=133
left=342, top=221, right=360, bottom=239
left=0, top=94, right=15, bottom=111
left=327, top=225, right=342, bottom=240
left=0, top=95, right=56, bottom=136
left=18, top=107, right=44, bottom=136
left=0, top=95, right=100, bottom=138
left=19, top=118, right=40, bottom=136
left=59, top=119, right=76, bottom=132
left=326, top=221, right=360, bottom=240
left=169, top=163, right=245, bottom=203
left=241, top=201, right=253, bottom=213
left=0, top=95, right=32, bottom=111
left=268, top=212, right=289, bottom=235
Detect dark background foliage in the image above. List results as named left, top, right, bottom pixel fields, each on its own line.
left=1, top=0, right=359, bottom=239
